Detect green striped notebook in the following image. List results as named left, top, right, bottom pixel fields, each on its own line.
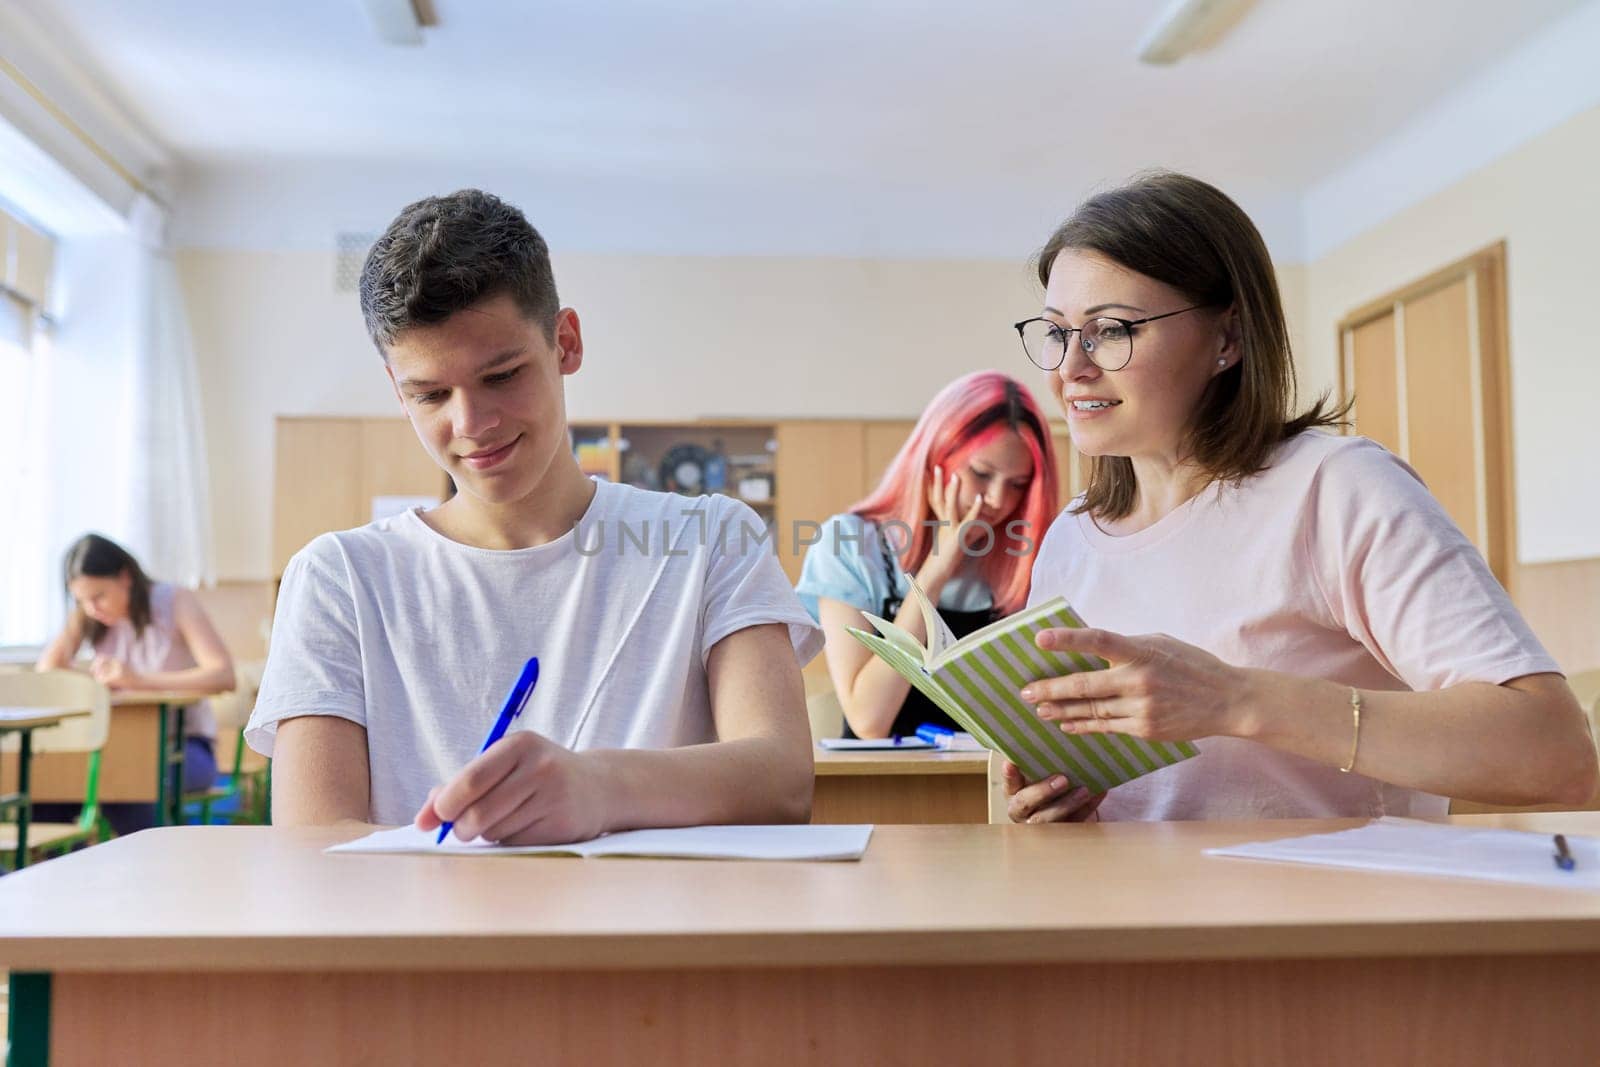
left=846, top=578, right=1196, bottom=793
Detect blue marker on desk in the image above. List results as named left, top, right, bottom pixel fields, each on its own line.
left=1553, top=834, right=1576, bottom=871
left=436, top=656, right=540, bottom=845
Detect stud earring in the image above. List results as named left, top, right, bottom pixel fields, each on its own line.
left=1217, top=358, right=1227, bottom=367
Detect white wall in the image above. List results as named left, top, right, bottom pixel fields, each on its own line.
left=183, top=248, right=1051, bottom=579
left=1301, top=102, right=1600, bottom=565
left=181, top=239, right=1320, bottom=581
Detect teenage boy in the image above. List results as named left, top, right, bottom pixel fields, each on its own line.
left=248, top=190, right=822, bottom=843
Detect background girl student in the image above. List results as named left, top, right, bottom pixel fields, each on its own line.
left=35, top=532, right=236, bottom=833
left=796, top=370, right=1060, bottom=740
left=1001, top=170, right=1596, bottom=825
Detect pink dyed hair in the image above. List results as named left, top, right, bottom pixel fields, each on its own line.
left=852, top=371, right=1059, bottom=615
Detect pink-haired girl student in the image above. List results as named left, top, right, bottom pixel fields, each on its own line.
left=797, top=371, right=1060, bottom=739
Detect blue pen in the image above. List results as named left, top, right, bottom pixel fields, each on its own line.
left=436, top=656, right=540, bottom=844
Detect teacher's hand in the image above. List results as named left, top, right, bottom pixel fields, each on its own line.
left=1002, top=762, right=1105, bottom=823
left=415, top=730, right=609, bottom=845
left=1019, top=627, right=1245, bottom=742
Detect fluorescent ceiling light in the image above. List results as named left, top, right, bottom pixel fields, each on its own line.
left=357, top=0, right=425, bottom=46
left=1136, top=0, right=1257, bottom=65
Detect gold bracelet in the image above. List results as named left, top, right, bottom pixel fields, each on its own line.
left=1339, top=688, right=1363, bottom=773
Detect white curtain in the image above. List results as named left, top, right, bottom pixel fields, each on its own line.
left=123, top=194, right=214, bottom=589
left=0, top=194, right=214, bottom=646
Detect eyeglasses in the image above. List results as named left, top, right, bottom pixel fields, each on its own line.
left=1013, top=305, right=1208, bottom=372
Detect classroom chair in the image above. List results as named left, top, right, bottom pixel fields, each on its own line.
left=0, top=671, right=114, bottom=870
left=1573, top=669, right=1600, bottom=726
left=182, top=659, right=269, bottom=825
left=987, top=751, right=1009, bottom=824
left=806, top=689, right=845, bottom=742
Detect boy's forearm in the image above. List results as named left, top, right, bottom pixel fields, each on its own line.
left=587, top=735, right=813, bottom=830
left=270, top=775, right=372, bottom=827
left=270, top=716, right=372, bottom=826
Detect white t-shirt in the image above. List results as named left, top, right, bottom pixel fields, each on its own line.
left=247, top=480, right=824, bottom=825
left=1029, top=431, right=1559, bottom=822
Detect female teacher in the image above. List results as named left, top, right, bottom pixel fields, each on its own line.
left=1004, top=171, right=1596, bottom=823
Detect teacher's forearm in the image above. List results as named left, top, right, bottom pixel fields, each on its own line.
left=1234, top=670, right=1598, bottom=807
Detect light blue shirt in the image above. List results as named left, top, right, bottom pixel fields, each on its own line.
left=794, top=512, right=995, bottom=621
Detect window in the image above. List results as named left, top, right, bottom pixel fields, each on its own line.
left=0, top=205, right=58, bottom=647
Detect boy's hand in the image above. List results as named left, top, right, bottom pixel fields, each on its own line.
left=415, top=730, right=610, bottom=845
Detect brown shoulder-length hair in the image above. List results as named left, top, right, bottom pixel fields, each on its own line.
left=63, top=533, right=153, bottom=646
left=1035, top=171, right=1347, bottom=521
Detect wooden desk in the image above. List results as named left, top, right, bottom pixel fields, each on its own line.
left=811, top=748, right=990, bottom=824
left=5, top=814, right=1599, bottom=1065
left=1, top=691, right=221, bottom=825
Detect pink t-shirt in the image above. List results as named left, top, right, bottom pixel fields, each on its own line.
left=93, top=582, right=216, bottom=740
left=1028, top=431, right=1559, bottom=821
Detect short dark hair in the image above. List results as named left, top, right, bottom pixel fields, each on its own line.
left=1034, top=170, right=1346, bottom=521
left=358, top=189, right=560, bottom=353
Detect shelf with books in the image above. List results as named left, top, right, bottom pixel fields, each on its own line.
left=569, top=422, right=620, bottom=481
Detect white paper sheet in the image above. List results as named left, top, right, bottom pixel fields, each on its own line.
left=327, top=823, right=874, bottom=861
left=1206, top=816, right=1600, bottom=890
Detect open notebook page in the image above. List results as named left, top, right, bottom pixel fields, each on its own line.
left=328, top=823, right=874, bottom=861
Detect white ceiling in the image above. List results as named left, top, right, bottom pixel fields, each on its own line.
left=9, top=0, right=1598, bottom=258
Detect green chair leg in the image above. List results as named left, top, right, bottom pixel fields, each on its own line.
left=8, top=971, right=51, bottom=1067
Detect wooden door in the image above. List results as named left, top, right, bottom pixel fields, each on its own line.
left=1338, top=244, right=1512, bottom=584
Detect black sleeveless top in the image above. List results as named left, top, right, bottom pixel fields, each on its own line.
left=840, top=525, right=997, bottom=740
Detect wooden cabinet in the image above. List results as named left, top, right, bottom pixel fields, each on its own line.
left=272, top=416, right=451, bottom=575
left=272, top=415, right=1084, bottom=581
left=773, top=422, right=867, bottom=583
left=860, top=421, right=919, bottom=498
